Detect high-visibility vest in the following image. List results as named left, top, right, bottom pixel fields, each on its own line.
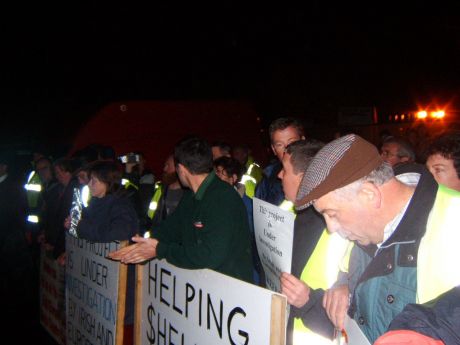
left=279, top=199, right=294, bottom=213
left=121, top=178, right=139, bottom=191
left=147, top=182, right=163, bottom=220
left=417, top=184, right=460, bottom=303
left=293, top=230, right=351, bottom=344
left=240, top=156, right=263, bottom=199
left=81, top=185, right=91, bottom=207
left=24, top=170, right=42, bottom=224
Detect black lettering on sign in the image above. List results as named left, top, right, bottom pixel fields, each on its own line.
left=80, top=257, right=108, bottom=288
left=160, top=267, right=171, bottom=307
left=148, top=261, right=158, bottom=298
left=172, top=275, right=183, bottom=315
left=185, top=283, right=195, bottom=318
left=146, top=303, right=156, bottom=344
left=96, top=321, right=114, bottom=345
left=228, top=307, right=249, bottom=345
left=207, top=294, right=223, bottom=338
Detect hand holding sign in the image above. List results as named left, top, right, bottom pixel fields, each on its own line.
left=108, top=235, right=158, bottom=264
left=280, top=272, right=311, bottom=308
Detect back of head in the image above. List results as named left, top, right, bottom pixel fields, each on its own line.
left=285, top=139, right=325, bottom=174
left=213, top=156, right=245, bottom=181
left=269, top=117, right=305, bottom=142
left=174, top=136, right=213, bottom=175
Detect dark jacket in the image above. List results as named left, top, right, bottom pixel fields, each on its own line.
left=387, top=286, right=460, bottom=345
left=255, top=161, right=285, bottom=206
left=155, top=171, right=254, bottom=283
left=347, top=166, right=441, bottom=343
left=76, top=193, right=139, bottom=242
left=75, top=192, right=139, bottom=328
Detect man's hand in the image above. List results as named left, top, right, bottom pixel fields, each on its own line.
left=108, top=236, right=159, bottom=264
left=280, top=272, right=311, bottom=308
left=322, top=284, right=349, bottom=330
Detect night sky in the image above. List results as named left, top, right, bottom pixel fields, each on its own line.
left=2, top=3, right=460, bottom=153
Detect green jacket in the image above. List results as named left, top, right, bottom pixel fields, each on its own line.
left=154, top=171, right=254, bottom=283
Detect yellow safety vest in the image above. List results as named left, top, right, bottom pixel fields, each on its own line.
left=147, top=182, right=163, bottom=220
left=240, top=156, right=263, bottom=199
left=417, top=184, right=460, bottom=303
left=122, top=178, right=139, bottom=191
left=81, top=185, right=91, bottom=207
left=293, top=229, right=351, bottom=344
left=24, top=170, right=42, bottom=224
left=279, top=200, right=295, bottom=213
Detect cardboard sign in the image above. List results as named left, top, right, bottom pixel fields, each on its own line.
left=135, top=259, right=287, bottom=345
left=253, top=198, right=295, bottom=292
left=40, top=249, right=66, bottom=345
left=65, top=234, right=128, bottom=345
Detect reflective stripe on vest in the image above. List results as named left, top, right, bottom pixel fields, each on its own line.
left=293, top=229, right=351, bottom=341
left=24, top=171, right=42, bottom=208
left=417, top=184, right=460, bottom=303
left=122, top=178, right=139, bottom=191
left=81, top=185, right=91, bottom=207
left=147, top=183, right=163, bottom=219
left=27, top=214, right=39, bottom=223
left=279, top=200, right=294, bottom=213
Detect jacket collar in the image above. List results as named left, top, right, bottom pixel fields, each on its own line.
left=194, top=171, right=215, bottom=201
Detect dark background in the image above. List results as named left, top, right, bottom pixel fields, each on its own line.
left=2, top=3, right=460, bottom=155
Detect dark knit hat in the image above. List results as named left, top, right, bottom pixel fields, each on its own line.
left=295, top=134, right=383, bottom=210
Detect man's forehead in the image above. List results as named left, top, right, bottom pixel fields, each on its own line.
left=273, top=126, right=301, bottom=139
left=313, top=192, right=336, bottom=211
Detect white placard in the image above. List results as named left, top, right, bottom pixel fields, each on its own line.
left=341, top=315, right=371, bottom=345
left=253, top=198, right=295, bottom=292
left=65, top=235, right=123, bottom=345
left=138, top=259, right=287, bottom=345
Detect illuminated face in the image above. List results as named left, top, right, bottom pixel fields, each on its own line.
left=277, top=153, right=303, bottom=202
left=314, top=190, right=381, bottom=245
left=380, top=143, right=407, bottom=167
left=88, top=175, right=107, bottom=198
left=54, top=166, right=72, bottom=186
left=426, top=153, right=460, bottom=192
left=271, top=126, right=303, bottom=161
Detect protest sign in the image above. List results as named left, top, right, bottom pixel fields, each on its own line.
left=40, top=248, right=66, bottom=345
left=66, top=234, right=128, bottom=345
left=253, top=198, right=295, bottom=292
left=135, top=259, right=287, bottom=345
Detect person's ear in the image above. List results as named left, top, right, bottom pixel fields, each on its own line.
left=359, top=181, right=382, bottom=208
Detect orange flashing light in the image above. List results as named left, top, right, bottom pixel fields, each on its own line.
left=416, top=111, right=428, bottom=119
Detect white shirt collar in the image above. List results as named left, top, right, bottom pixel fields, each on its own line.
left=378, top=172, right=420, bottom=247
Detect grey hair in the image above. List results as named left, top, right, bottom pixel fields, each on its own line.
left=334, top=162, right=394, bottom=198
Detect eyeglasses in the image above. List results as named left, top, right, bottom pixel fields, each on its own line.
left=380, top=150, right=399, bottom=158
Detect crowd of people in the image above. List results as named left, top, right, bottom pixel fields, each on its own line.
left=1, top=117, right=460, bottom=345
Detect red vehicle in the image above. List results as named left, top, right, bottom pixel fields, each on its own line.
left=70, top=100, right=268, bottom=176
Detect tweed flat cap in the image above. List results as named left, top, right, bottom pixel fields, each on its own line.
left=295, top=134, right=383, bottom=210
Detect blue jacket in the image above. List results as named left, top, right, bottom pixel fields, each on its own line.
left=254, top=161, right=285, bottom=206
